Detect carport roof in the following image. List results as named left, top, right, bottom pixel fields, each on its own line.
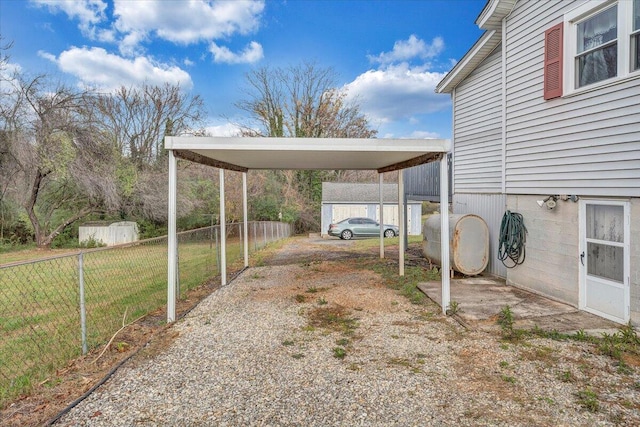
left=164, top=136, right=450, bottom=173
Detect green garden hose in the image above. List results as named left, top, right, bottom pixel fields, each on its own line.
left=498, top=210, right=527, bottom=268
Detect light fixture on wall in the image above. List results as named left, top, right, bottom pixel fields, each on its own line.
left=536, top=195, right=557, bottom=210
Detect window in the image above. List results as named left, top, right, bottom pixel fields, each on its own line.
left=559, top=0, right=640, bottom=96
left=633, top=0, right=640, bottom=70
left=576, top=5, right=617, bottom=87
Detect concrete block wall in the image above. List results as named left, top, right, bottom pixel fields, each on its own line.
left=505, top=195, right=580, bottom=307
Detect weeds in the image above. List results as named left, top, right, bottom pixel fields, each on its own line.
left=501, top=375, right=516, bottom=384
left=294, top=294, right=306, bottom=303
left=369, top=262, right=438, bottom=306
left=559, top=370, right=575, bottom=383
left=333, top=347, right=347, bottom=359
left=497, top=305, right=515, bottom=339
left=317, top=297, right=328, bottom=306
left=576, top=388, right=599, bottom=412
left=446, top=300, right=459, bottom=316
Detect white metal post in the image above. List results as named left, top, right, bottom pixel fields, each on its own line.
left=440, top=154, right=451, bottom=314
left=379, top=173, right=384, bottom=259
left=167, top=150, right=177, bottom=323
left=219, top=168, right=227, bottom=286
left=398, top=170, right=405, bottom=277
left=243, top=172, right=249, bottom=267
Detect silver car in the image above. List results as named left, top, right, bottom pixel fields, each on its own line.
left=327, top=217, right=399, bottom=240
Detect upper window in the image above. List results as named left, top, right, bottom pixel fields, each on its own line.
left=576, top=5, right=617, bottom=87
left=562, top=0, right=640, bottom=95
left=633, top=0, right=640, bottom=70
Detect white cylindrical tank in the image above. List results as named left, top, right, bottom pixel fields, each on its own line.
left=422, top=214, right=489, bottom=276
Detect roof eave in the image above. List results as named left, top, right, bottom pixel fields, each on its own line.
left=436, top=30, right=501, bottom=94
left=476, top=0, right=517, bottom=30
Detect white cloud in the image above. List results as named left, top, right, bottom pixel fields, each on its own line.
left=209, top=41, right=263, bottom=64
left=205, top=122, right=242, bottom=137
left=406, top=130, right=441, bottom=139
left=42, top=47, right=193, bottom=91
left=113, top=0, right=264, bottom=47
left=369, top=35, right=444, bottom=65
left=31, top=0, right=108, bottom=38
left=344, top=63, right=449, bottom=124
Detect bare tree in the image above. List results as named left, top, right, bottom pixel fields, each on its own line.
left=236, top=61, right=377, bottom=138
left=93, top=82, right=205, bottom=167
left=234, top=61, right=378, bottom=232
left=2, top=72, right=119, bottom=247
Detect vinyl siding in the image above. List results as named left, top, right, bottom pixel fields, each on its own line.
left=453, top=45, right=503, bottom=193
left=504, top=0, right=640, bottom=197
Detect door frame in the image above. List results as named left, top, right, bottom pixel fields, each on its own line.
left=578, top=198, right=630, bottom=324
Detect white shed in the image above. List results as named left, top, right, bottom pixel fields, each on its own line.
left=79, top=221, right=139, bottom=246
left=321, top=182, right=422, bottom=236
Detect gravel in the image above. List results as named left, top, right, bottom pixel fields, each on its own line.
left=56, top=238, right=640, bottom=426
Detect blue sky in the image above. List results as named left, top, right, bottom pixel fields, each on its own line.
left=0, top=0, right=486, bottom=139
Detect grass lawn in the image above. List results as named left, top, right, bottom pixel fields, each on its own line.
left=0, top=236, right=252, bottom=407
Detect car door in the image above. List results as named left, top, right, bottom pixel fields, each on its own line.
left=359, top=218, right=379, bottom=236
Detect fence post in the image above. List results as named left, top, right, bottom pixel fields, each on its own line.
left=239, top=223, right=243, bottom=262
left=263, top=222, right=267, bottom=247
left=176, top=244, right=180, bottom=300
left=253, top=222, right=257, bottom=252
left=215, top=227, right=220, bottom=273
left=78, top=252, right=88, bottom=355
left=209, top=219, right=213, bottom=250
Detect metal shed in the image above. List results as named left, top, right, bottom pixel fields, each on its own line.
left=78, top=221, right=139, bottom=246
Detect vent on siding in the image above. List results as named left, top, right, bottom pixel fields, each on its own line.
left=544, top=22, right=563, bottom=100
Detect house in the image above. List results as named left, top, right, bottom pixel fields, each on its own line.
left=321, top=182, right=422, bottom=236
left=78, top=221, right=139, bottom=246
left=436, top=0, right=640, bottom=324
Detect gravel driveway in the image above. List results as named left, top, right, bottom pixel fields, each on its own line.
left=56, top=237, right=640, bottom=426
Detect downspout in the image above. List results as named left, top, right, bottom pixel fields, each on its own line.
left=501, top=17, right=507, bottom=195
left=501, top=0, right=518, bottom=195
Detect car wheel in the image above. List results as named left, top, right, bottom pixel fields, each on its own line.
left=384, top=229, right=395, bottom=238
left=341, top=230, right=353, bottom=240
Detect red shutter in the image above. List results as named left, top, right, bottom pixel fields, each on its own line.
left=544, top=22, right=563, bottom=100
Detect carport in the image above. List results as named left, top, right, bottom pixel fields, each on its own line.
left=164, top=136, right=451, bottom=322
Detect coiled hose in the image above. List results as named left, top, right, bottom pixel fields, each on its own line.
left=498, top=210, right=527, bottom=268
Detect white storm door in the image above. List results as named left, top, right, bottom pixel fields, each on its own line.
left=579, top=200, right=630, bottom=324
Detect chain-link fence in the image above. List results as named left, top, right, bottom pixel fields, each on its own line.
left=0, top=221, right=291, bottom=405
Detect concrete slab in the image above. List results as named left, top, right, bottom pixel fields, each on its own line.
left=417, top=277, right=620, bottom=334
